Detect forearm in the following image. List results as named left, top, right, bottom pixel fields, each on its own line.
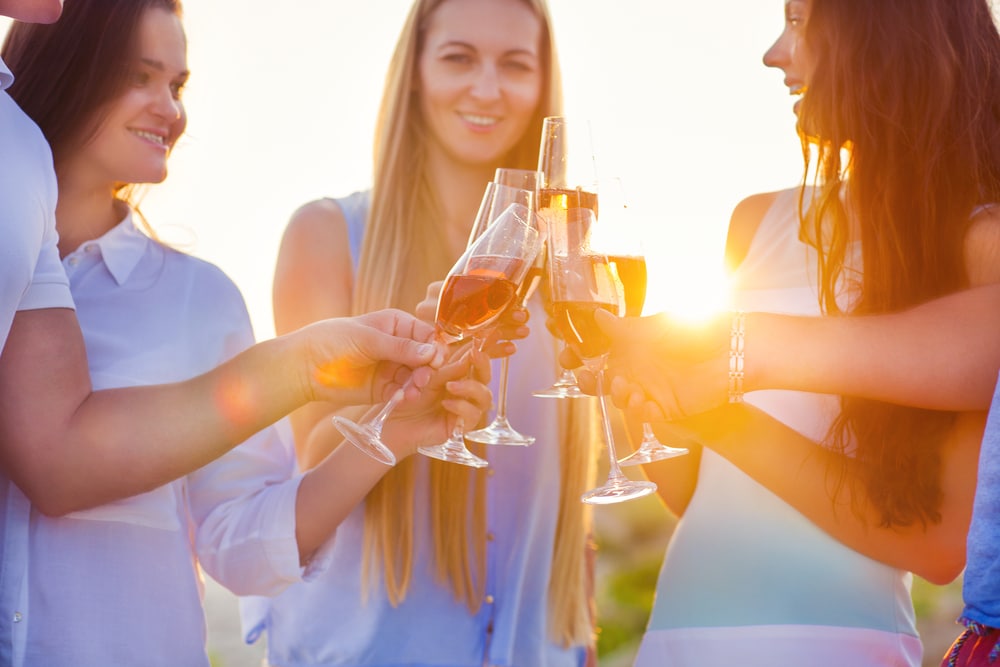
left=294, top=438, right=387, bottom=562
left=18, top=334, right=308, bottom=514
left=749, top=284, right=1000, bottom=410
left=675, top=403, right=975, bottom=583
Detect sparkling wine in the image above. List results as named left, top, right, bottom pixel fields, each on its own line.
left=538, top=187, right=598, bottom=218
left=551, top=300, right=618, bottom=360
left=607, top=255, right=647, bottom=317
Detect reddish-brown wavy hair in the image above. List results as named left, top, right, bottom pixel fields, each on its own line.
left=798, top=0, right=1000, bottom=527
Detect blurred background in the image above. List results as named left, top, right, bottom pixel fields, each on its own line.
left=1, top=0, right=968, bottom=665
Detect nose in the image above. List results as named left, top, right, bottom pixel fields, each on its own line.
left=151, top=85, right=182, bottom=121
left=469, top=63, right=502, bottom=101
left=763, top=34, right=786, bottom=70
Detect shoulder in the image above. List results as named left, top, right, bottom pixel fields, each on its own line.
left=281, top=198, right=350, bottom=257
left=724, top=190, right=786, bottom=272
left=963, top=204, right=1000, bottom=286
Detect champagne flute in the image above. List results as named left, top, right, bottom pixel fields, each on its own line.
left=594, top=178, right=689, bottom=466
left=534, top=116, right=599, bottom=399
left=548, top=207, right=657, bottom=504
left=416, top=197, right=544, bottom=466
left=333, top=199, right=542, bottom=467
left=466, top=170, right=541, bottom=446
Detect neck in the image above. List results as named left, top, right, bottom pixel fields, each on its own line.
left=423, top=146, right=497, bottom=259
left=54, top=171, right=124, bottom=258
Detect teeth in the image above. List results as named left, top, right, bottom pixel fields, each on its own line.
left=460, top=113, right=498, bottom=127
left=789, top=84, right=807, bottom=96
left=131, top=130, right=165, bottom=144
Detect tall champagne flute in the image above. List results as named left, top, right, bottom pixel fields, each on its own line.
left=466, top=169, right=541, bottom=446
left=534, top=116, right=599, bottom=399
left=593, top=178, right=690, bottom=466
left=548, top=208, right=656, bottom=504
left=332, top=201, right=542, bottom=467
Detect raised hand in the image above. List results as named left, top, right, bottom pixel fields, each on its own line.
left=380, top=343, right=493, bottom=460
left=589, top=309, right=732, bottom=422
left=298, top=308, right=446, bottom=408
left=415, top=280, right=530, bottom=360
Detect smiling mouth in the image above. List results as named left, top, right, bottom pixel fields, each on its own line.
left=458, top=113, right=499, bottom=128
left=130, top=129, right=166, bottom=145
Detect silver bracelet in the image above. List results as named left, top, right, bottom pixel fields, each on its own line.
left=728, top=311, right=746, bottom=404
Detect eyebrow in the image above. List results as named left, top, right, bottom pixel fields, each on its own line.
left=140, top=57, right=190, bottom=78
left=438, top=40, right=538, bottom=58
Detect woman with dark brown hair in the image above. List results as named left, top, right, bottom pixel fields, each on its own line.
left=0, top=1, right=490, bottom=665
left=579, top=0, right=1000, bottom=665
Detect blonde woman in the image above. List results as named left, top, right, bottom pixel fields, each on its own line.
left=247, top=0, right=599, bottom=665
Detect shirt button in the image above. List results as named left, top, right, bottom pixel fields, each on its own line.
left=84, top=244, right=97, bottom=253
left=12, top=612, right=22, bottom=623
left=485, top=594, right=495, bottom=604
left=67, top=257, right=80, bottom=266
left=486, top=532, right=495, bottom=542
left=487, top=468, right=495, bottom=477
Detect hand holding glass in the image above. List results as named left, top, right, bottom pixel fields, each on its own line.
left=333, top=202, right=542, bottom=467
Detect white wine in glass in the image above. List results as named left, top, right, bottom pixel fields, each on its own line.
left=534, top=116, right=599, bottom=399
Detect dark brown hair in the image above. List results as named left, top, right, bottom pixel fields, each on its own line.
left=799, top=0, right=1000, bottom=526
left=2, top=0, right=183, bottom=167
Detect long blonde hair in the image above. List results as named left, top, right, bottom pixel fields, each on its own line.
left=352, top=0, right=596, bottom=647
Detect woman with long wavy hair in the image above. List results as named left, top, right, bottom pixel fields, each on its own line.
left=253, top=0, right=599, bottom=665
left=579, top=0, right=1000, bottom=665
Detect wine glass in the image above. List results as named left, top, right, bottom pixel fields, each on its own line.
left=533, top=116, right=599, bottom=399
left=593, top=178, right=690, bottom=466
left=332, top=198, right=542, bottom=467
left=547, top=207, right=657, bottom=504
left=466, top=170, right=541, bottom=446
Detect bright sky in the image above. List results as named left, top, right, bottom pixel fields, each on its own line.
left=3, top=1, right=805, bottom=338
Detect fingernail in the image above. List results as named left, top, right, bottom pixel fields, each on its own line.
left=511, top=310, right=528, bottom=323
left=417, top=343, right=436, bottom=357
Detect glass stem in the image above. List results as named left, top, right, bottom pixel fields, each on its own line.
left=368, top=376, right=413, bottom=436
left=448, top=335, right=488, bottom=442
left=594, top=365, right=626, bottom=483
left=642, top=422, right=656, bottom=442
left=495, top=356, right=511, bottom=420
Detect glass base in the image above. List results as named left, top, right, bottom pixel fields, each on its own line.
left=418, top=438, right=490, bottom=468
left=331, top=415, right=396, bottom=466
left=581, top=478, right=657, bottom=505
left=619, top=442, right=690, bottom=467
left=465, top=417, right=535, bottom=446
left=532, top=383, right=588, bottom=399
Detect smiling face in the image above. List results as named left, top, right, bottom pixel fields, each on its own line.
left=416, top=0, right=543, bottom=169
left=75, top=6, right=188, bottom=188
left=763, top=0, right=814, bottom=119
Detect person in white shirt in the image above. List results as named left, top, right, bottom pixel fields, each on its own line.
left=0, top=0, right=459, bottom=521
left=0, top=0, right=494, bottom=664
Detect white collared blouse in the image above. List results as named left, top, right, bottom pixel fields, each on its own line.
left=0, top=211, right=315, bottom=667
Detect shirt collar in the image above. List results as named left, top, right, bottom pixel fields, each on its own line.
left=89, top=209, right=152, bottom=286
left=0, top=55, right=13, bottom=91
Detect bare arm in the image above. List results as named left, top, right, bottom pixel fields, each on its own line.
left=294, top=346, right=492, bottom=559
left=598, top=203, right=1000, bottom=582
left=669, top=403, right=977, bottom=584
left=0, top=306, right=440, bottom=516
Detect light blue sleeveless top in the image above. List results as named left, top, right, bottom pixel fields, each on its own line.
left=635, top=188, right=921, bottom=667
left=242, top=191, right=586, bottom=667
